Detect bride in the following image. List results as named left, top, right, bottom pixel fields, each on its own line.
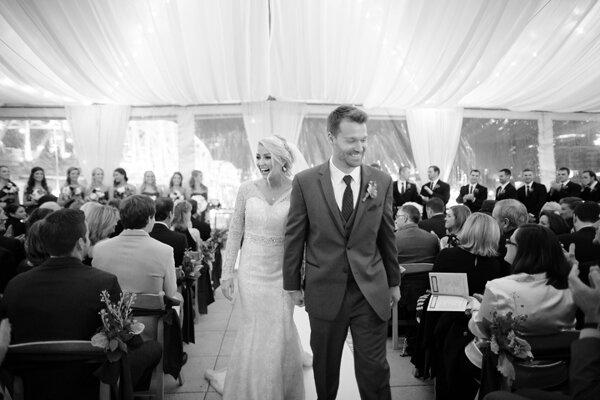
left=205, top=135, right=309, bottom=400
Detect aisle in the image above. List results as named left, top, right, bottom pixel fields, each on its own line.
left=165, top=290, right=433, bottom=400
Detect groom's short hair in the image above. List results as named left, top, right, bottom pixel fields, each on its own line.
left=327, top=105, right=368, bottom=136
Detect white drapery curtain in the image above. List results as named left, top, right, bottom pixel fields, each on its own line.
left=65, top=105, right=131, bottom=179
left=242, top=101, right=306, bottom=156
left=406, top=108, right=464, bottom=183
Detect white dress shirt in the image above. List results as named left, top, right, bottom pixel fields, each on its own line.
left=329, top=158, right=361, bottom=211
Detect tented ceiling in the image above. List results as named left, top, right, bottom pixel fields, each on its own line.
left=1, top=0, right=600, bottom=112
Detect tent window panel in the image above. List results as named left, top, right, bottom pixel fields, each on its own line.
left=553, top=120, right=600, bottom=180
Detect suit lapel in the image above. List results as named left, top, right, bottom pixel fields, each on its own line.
left=348, top=166, right=371, bottom=240
left=318, top=163, right=346, bottom=237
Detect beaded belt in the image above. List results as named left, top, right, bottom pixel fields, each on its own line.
left=245, top=232, right=284, bottom=246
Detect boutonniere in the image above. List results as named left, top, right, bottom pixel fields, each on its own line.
left=473, top=188, right=479, bottom=195
left=434, top=184, right=440, bottom=190
left=362, top=181, right=377, bottom=202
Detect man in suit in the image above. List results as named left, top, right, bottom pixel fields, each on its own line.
left=580, top=170, right=600, bottom=202
left=548, top=167, right=582, bottom=202
left=393, top=166, right=420, bottom=212
left=559, top=202, right=600, bottom=282
left=418, top=198, right=446, bottom=239
left=457, top=169, right=487, bottom=212
left=495, top=168, right=517, bottom=201
left=395, top=204, right=439, bottom=264
left=493, top=199, right=528, bottom=260
left=419, top=165, right=450, bottom=210
left=284, top=105, right=400, bottom=400
left=516, top=169, right=547, bottom=220
left=1, top=209, right=161, bottom=397
left=150, top=197, right=188, bottom=268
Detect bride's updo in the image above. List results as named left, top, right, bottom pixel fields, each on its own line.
left=258, top=135, right=295, bottom=177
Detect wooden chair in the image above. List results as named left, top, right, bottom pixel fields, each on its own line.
left=392, top=263, right=434, bottom=350
left=3, top=340, right=110, bottom=400
left=132, top=293, right=183, bottom=400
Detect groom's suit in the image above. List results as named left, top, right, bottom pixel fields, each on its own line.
left=284, top=161, right=400, bottom=400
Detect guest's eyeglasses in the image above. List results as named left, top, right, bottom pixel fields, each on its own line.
left=505, top=239, right=517, bottom=247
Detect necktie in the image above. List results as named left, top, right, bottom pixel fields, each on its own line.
left=525, top=185, right=529, bottom=196
left=469, top=185, right=473, bottom=194
left=342, top=175, right=354, bottom=222
left=401, top=182, right=405, bottom=194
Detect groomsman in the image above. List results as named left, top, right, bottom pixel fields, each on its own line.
left=456, top=169, right=487, bottom=212
left=516, top=169, right=547, bottom=220
left=548, top=167, right=582, bottom=202
left=419, top=166, right=450, bottom=219
left=580, top=170, right=600, bottom=202
left=495, top=168, right=517, bottom=200
left=393, top=166, right=419, bottom=211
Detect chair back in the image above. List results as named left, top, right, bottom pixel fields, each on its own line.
left=400, top=263, right=434, bottom=275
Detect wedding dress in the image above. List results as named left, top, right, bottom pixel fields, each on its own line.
left=206, top=180, right=305, bottom=400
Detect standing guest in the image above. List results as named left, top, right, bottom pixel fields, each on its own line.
left=85, top=167, right=110, bottom=204
left=84, top=205, right=119, bottom=265
left=548, top=167, right=582, bottom=202
left=5, top=204, right=27, bottom=237
left=495, top=169, right=517, bottom=201
left=393, top=166, right=420, bottom=212
left=58, top=167, right=86, bottom=207
left=395, top=204, right=440, bottom=264
left=188, top=170, right=208, bottom=201
left=172, top=201, right=201, bottom=251
left=1, top=209, right=161, bottom=398
left=440, top=205, right=471, bottom=248
left=17, top=220, right=48, bottom=274
left=580, top=170, right=600, bottom=202
left=0, top=165, right=19, bottom=209
left=150, top=197, right=188, bottom=268
left=0, top=207, right=26, bottom=263
left=418, top=198, right=447, bottom=238
left=559, top=196, right=584, bottom=230
left=559, top=202, right=600, bottom=282
left=139, top=170, right=162, bottom=201
left=516, top=169, right=547, bottom=220
left=538, top=210, right=571, bottom=236
left=168, top=172, right=186, bottom=204
left=23, top=167, right=50, bottom=213
left=109, top=167, right=137, bottom=201
left=189, top=199, right=211, bottom=241
left=457, top=169, right=488, bottom=213
left=419, top=166, right=450, bottom=213
left=492, top=199, right=528, bottom=259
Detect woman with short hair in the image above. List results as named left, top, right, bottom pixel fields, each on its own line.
left=84, top=205, right=120, bottom=265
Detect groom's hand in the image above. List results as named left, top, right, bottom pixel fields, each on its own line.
left=389, top=286, right=401, bottom=307
left=289, top=290, right=305, bottom=307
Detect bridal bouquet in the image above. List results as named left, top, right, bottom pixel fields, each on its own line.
left=200, top=238, right=218, bottom=265
left=91, top=291, right=144, bottom=362
left=169, top=190, right=185, bottom=203
left=211, top=229, right=228, bottom=247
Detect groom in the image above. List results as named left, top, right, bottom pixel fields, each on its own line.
left=283, top=105, right=400, bottom=400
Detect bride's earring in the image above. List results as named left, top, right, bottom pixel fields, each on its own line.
left=282, top=165, right=287, bottom=173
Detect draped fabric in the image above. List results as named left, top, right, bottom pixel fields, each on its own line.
left=242, top=101, right=306, bottom=156
left=406, top=108, right=464, bottom=183
left=66, top=105, right=131, bottom=178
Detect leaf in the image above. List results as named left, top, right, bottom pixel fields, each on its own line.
left=497, top=354, right=516, bottom=381
left=109, top=339, right=119, bottom=352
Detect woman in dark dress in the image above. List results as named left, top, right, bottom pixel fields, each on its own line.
left=85, top=167, right=110, bottom=204
left=23, top=167, right=51, bottom=213
left=58, top=167, right=86, bottom=207
left=139, top=170, right=162, bottom=201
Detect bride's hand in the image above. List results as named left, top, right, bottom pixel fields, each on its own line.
left=221, top=279, right=234, bottom=301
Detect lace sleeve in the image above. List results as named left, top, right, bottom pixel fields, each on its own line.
left=220, top=182, right=248, bottom=281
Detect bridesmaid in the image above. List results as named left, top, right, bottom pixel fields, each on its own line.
left=109, top=168, right=137, bottom=201
left=0, top=165, right=19, bottom=209
left=188, top=170, right=208, bottom=201
left=167, top=172, right=186, bottom=204
left=139, top=171, right=162, bottom=201
left=23, top=167, right=50, bottom=213
left=58, top=167, right=86, bottom=207
left=86, top=168, right=110, bottom=204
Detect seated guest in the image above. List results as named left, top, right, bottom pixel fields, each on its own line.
left=25, top=207, right=53, bottom=232
left=80, top=201, right=102, bottom=220
left=2, top=209, right=160, bottom=398
left=580, top=170, right=600, bottom=202
left=493, top=199, right=528, bottom=259
left=418, top=198, right=446, bottom=239
left=39, top=200, right=60, bottom=211
left=480, top=199, right=496, bottom=216
left=189, top=199, right=211, bottom=241
left=539, top=210, right=571, bottom=236
left=84, top=205, right=119, bottom=265
left=150, top=197, right=188, bottom=268
left=172, top=201, right=201, bottom=251
left=0, top=206, right=25, bottom=266
left=395, top=204, right=439, bottom=264
left=548, top=167, right=582, bottom=202
left=559, top=196, right=584, bottom=230
left=495, top=169, right=517, bottom=200
left=5, top=203, right=27, bottom=237
left=393, top=166, right=420, bottom=212
left=559, top=202, right=600, bottom=282
left=539, top=201, right=561, bottom=218
left=17, top=220, right=48, bottom=274
left=456, top=169, right=487, bottom=212
left=440, top=205, right=471, bottom=248
left=516, top=169, right=547, bottom=220
left=93, top=195, right=182, bottom=302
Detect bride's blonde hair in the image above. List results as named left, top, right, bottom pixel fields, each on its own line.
left=258, top=135, right=295, bottom=177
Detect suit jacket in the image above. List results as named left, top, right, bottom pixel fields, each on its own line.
left=92, top=229, right=180, bottom=300
left=419, top=180, right=450, bottom=205
left=559, top=227, right=600, bottom=282
left=0, top=235, right=25, bottom=263
left=456, top=184, right=487, bottom=212
left=580, top=184, right=600, bottom=202
left=283, top=162, right=399, bottom=321
left=418, top=213, right=446, bottom=239
left=0, top=246, right=17, bottom=292
left=516, top=181, right=547, bottom=218
left=150, top=222, right=188, bottom=268
left=548, top=181, right=583, bottom=202
left=495, top=183, right=517, bottom=201
left=395, top=223, right=440, bottom=264
left=393, top=181, right=420, bottom=208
